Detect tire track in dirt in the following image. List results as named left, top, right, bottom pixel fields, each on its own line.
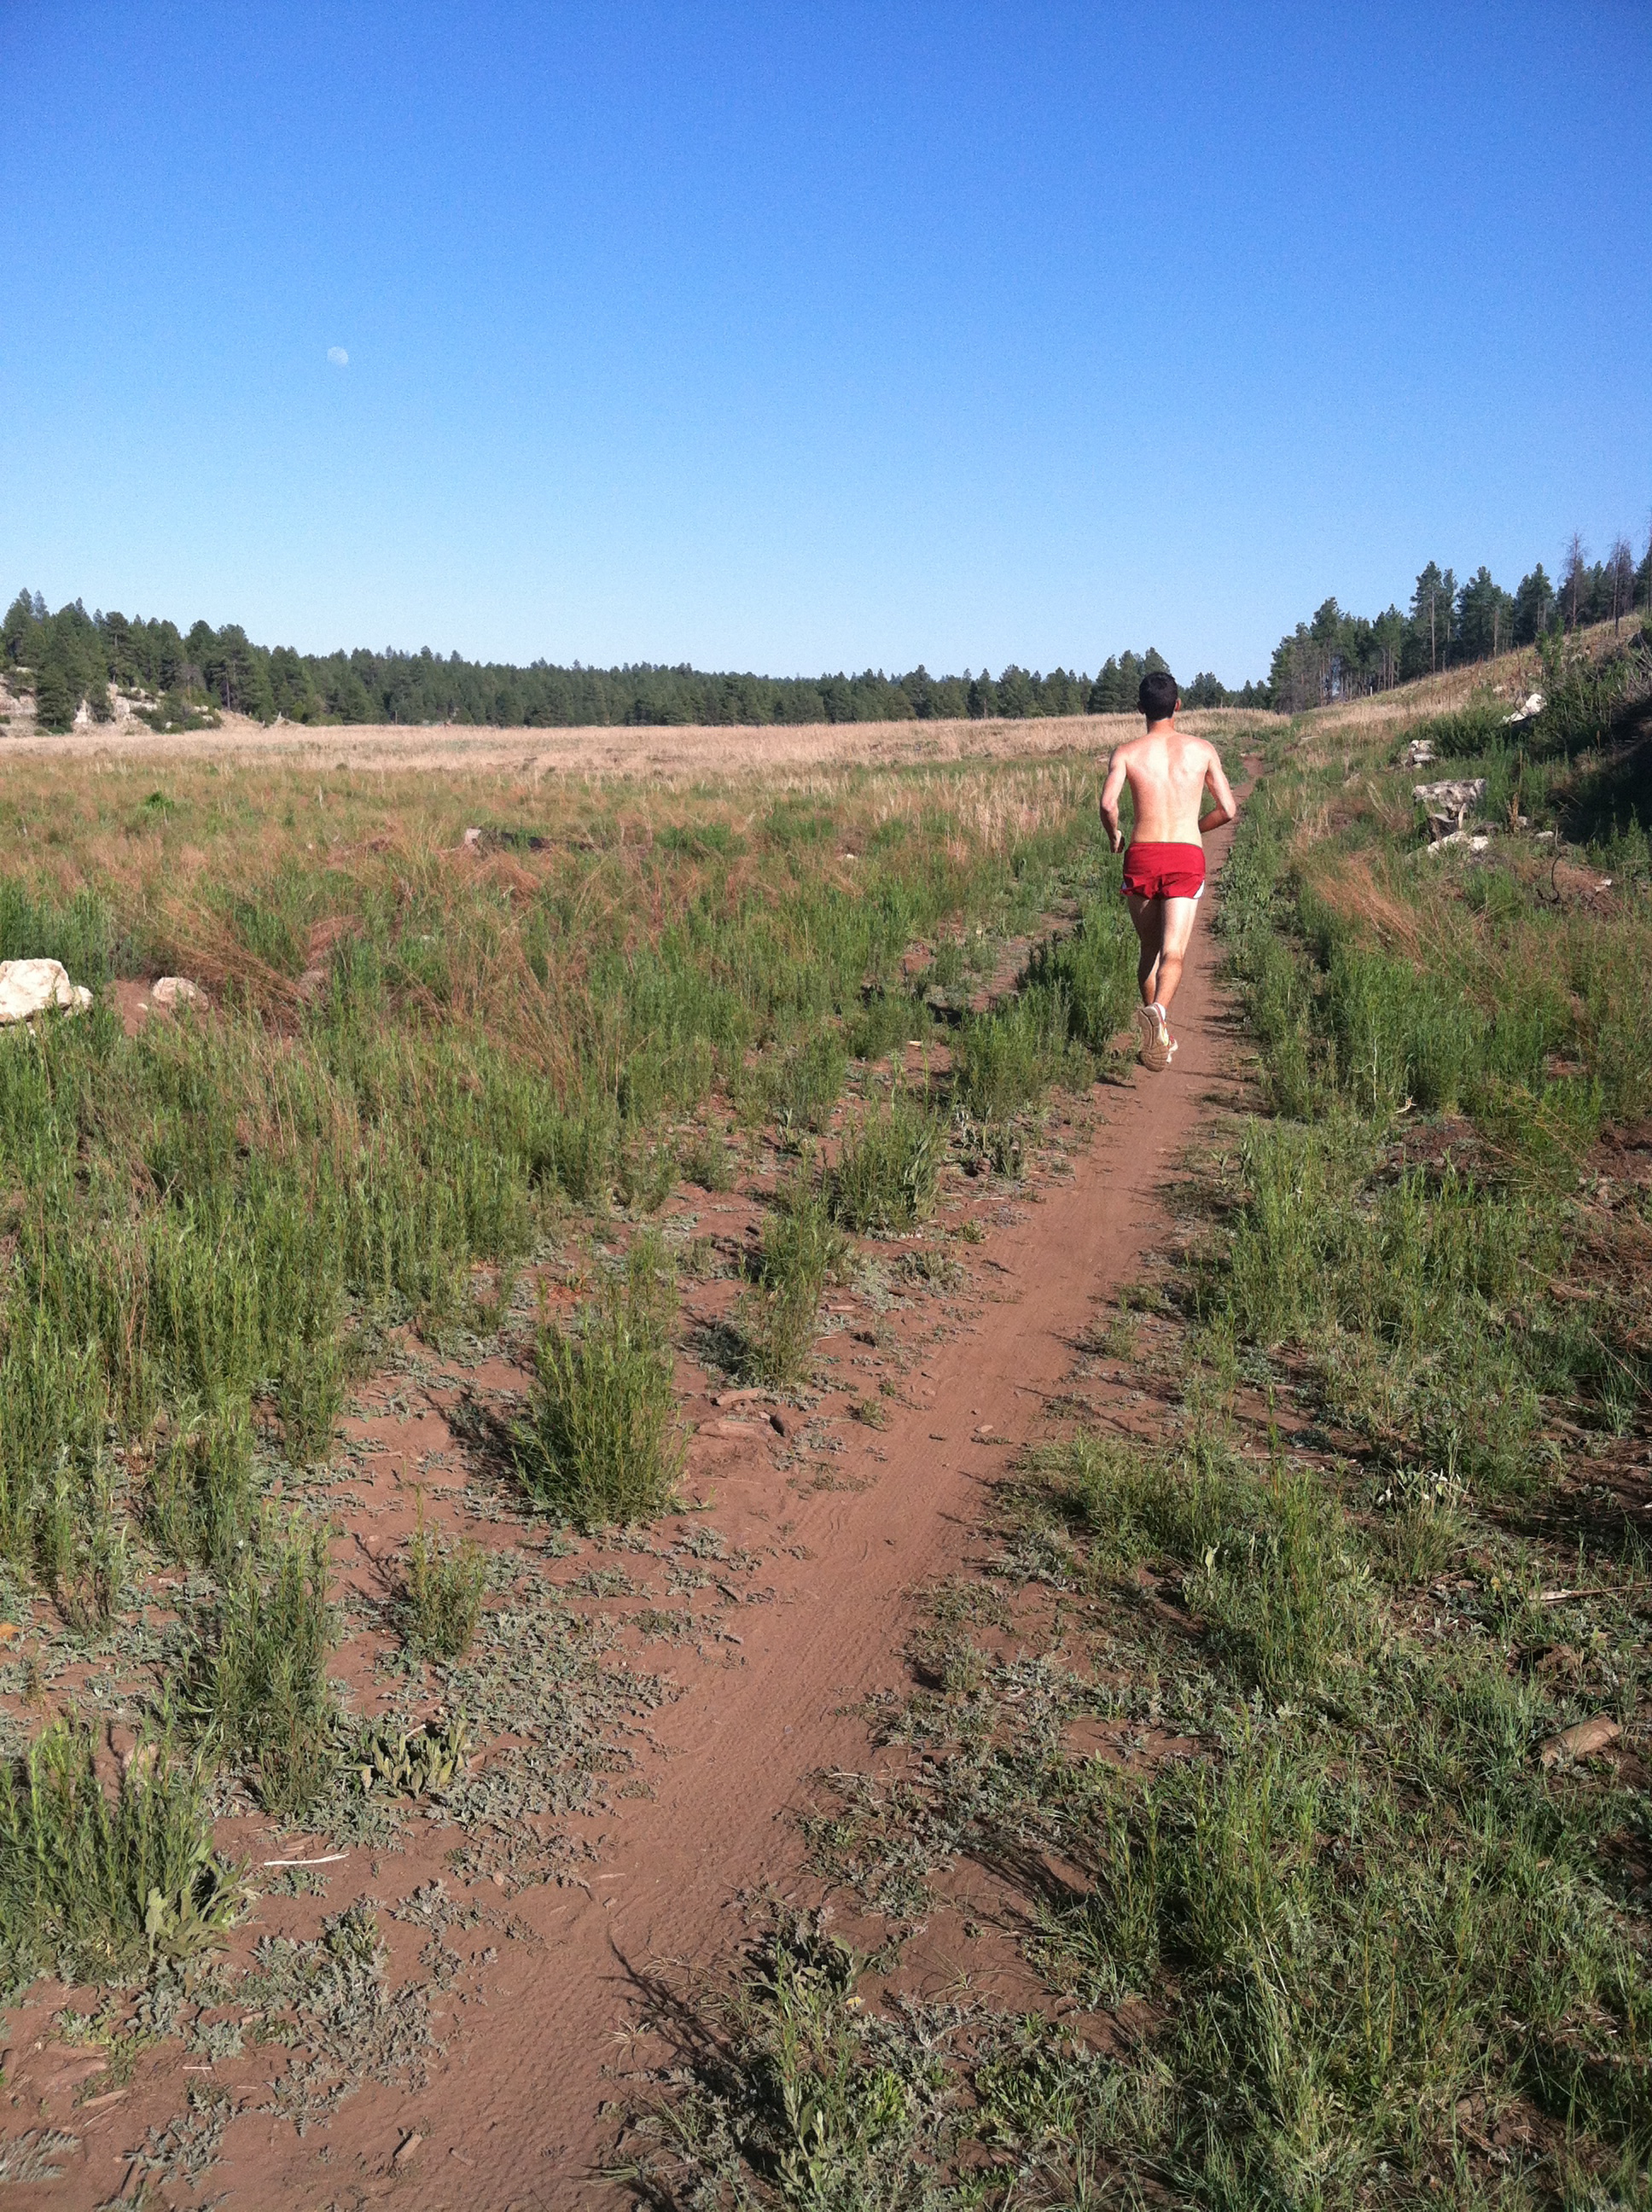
left=193, top=809, right=1245, bottom=2210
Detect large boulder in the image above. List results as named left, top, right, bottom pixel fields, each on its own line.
left=0, top=958, right=93, bottom=1024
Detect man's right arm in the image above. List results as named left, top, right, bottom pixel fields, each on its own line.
left=1099, top=749, right=1128, bottom=853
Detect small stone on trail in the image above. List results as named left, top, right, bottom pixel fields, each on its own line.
left=393, top=2131, right=423, bottom=2168
left=0, top=958, right=92, bottom=1024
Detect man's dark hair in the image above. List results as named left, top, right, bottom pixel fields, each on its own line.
left=1139, top=669, right=1178, bottom=723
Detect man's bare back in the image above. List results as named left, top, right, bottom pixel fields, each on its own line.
left=1102, top=726, right=1233, bottom=847
left=1098, top=677, right=1236, bottom=1070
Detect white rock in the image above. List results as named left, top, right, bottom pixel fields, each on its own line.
left=462, top=826, right=483, bottom=848
left=151, top=975, right=207, bottom=1010
left=1504, top=691, right=1544, bottom=725
left=0, top=958, right=93, bottom=1023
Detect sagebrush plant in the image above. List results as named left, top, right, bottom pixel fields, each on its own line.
left=189, top=1516, right=337, bottom=1818
left=404, top=1491, right=487, bottom=1659
left=0, top=1720, right=246, bottom=1988
left=516, top=1238, right=684, bottom=1529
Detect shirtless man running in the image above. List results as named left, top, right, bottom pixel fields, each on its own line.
left=1099, top=667, right=1236, bottom=1072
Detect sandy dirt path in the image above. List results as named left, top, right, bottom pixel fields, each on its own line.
left=314, top=804, right=1240, bottom=2212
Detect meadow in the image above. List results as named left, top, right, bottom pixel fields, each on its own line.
left=623, top=626, right=1652, bottom=2209
left=0, top=732, right=1181, bottom=2052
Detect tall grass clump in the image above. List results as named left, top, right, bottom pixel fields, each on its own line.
left=0, top=1720, right=245, bottom=1988
left=953, top=982, right=1079, bottom=1121
left=148, top=1400, right=256, bottom=1574
left=515, top=1240, right=683, bottom=1529
left=828, top=1098, right=940, bottom=1233
left=189, top=1519, right=337, bottom=1818
left=403, top=1493, right=487, bottom=1659
left=740, top=1184, right=846, bottom=1387
left=1028, top=892, right=1137, bottom=1052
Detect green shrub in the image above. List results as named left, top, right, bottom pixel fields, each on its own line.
left=404, top=1495, right=487, bottom=1659
left=191, top=1519, right=337, bottom=1818
left=846, top=990, right=930, bottom=1062
left=278, top=1333, right=347, bottom=1467
left=1030, top=894, right=1136, bottom=1052
left=0, top=1720, right=246, bottom=1988
left=515, top=1243, right=683, bottom=1529
left=829, top=1100, right=940, bottom=1231
left=774, top=1031, right=847, bottom=1137
left=678, top=1132, right=733, bottom=1191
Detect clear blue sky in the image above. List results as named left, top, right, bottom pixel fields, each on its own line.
left=3, top=2, right=1649, bottom=687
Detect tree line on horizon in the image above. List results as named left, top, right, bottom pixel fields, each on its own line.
left=0, top=591, right=1232, bottom=734
left=1266, top=526, right=1652, bottom=712
left=4, top=521, right=1647, bottom=735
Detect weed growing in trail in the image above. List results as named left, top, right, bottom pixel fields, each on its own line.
left=0, top=1720, right=246, bottom=1988
left=516, top=1242, right=684, bottom=1528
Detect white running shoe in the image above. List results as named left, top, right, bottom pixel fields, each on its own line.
left=1137, top=1002, right=1172, bottom=1072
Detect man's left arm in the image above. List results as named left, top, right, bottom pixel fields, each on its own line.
left=1199, top=747, right=1237, bottom=834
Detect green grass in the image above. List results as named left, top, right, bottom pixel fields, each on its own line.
left=187, top=1518, right=338, bottom=1819
left=828, top=1097, right=941, bottom=1232
left=403, top=1493, right=487, bottom=1659
left=515, top=1239, right=684, bottom=1528
left=148, top=1400, right=256, bottom=1574
left=0, top=1720, right=246, bottom=1988
left=739, top=1184, right=846, bottom=1387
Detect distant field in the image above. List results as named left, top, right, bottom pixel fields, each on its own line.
left=0, top=696, right=1260, bottom=779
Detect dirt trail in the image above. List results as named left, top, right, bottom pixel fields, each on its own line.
left=352, top=808, right=1243, bottom=2211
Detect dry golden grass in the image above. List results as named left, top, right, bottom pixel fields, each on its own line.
left=0, top=698, right=1269, bottom=785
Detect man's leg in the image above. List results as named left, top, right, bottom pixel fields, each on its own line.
left=1151, top=897, right=1200, bottom=1022
left=1125, top=894, right=1164, bottom=1004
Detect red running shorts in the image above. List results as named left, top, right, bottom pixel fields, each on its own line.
left=1120, top=841, right=1206, bottom=901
